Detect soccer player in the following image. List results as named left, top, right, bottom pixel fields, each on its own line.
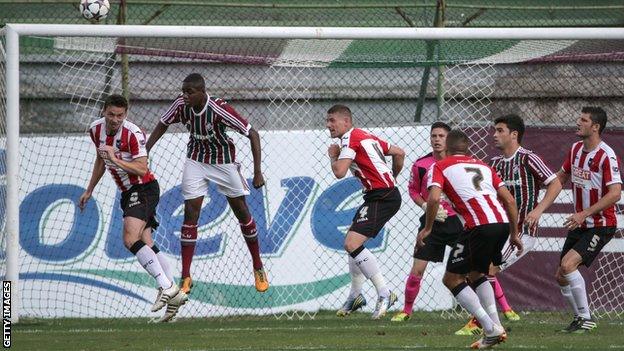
left=418, top=129, right=522, bottom=349
left=146, top=73, right=269, bottom=298
left=79, top=94, right=186, bottom=322
left=326, top=104, right=405, bottom=319
left=456, top=114, right=562, bottom=335
left=556, top=106, right=621, bottom=333
left=391, top=122, right=463, bottom=322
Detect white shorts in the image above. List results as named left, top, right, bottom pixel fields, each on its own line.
left=182, top=159, right=250, bottom=200
left=498, top=234, right=537, bottom=271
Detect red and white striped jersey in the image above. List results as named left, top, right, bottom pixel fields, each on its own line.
left=428, top=155, right=508, bottom=229
left=561, top=141, right=622, bottom=228
left=160, top=94, right=251, bottom=164
left=338, top=128, right=395, bottom=191
left=88, top=118, right=156, bottom=192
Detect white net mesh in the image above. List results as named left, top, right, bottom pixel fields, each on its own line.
left=5, top=34, right=624, bottom=320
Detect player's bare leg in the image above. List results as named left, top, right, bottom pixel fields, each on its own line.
left=392, top=258, right=428, bottom=322
left=557, top=250, right=595, bottom=333
left=344, top=231, right=396, bottom=319
left=227, top=196, right=268, bottom=292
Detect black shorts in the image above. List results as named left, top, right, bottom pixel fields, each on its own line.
left=560, top=227, right=615, bottom=267
left=446, top=223, right=509, bottom=275
left=349, top=187, right=401, bottom=238
left=120, top=180, right=160, bottom=230
left=413, top=214, right=463, bottom=262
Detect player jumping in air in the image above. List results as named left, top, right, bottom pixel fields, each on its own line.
left=326, top=104, right=406, bottom=319
left=79, top=94, right=186, bottom=323
left=146, top=73, right=269, bottom=311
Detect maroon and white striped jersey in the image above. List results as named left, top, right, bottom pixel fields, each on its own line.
left=338, top=128, right=396, bottom=191
left=88, top=118, right=156, bottom=192
left=160, top=94, right=251, bottom=164
left=561, top=141, right=622, bottom=228
left=490, top=147, right=556, bottom=236
left=428, top=155, right=508, bottom=229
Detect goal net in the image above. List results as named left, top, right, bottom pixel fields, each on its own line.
left=2, top=27, right=623, bottom=320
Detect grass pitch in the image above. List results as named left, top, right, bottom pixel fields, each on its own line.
left=12, top=311, right=624, bottom=351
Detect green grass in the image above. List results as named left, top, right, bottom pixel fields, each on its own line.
left=11, top=311, right=624, bottom=351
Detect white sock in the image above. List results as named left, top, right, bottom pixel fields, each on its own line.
left=564, top=270, right=591, bottom=319
left=475, top=278, right=501, bottom=326
left=155, top=250, right=174, bottom=283
left=135, top=245, right=171, bottom=289
left=348, top=256, right=366, bottom=299
left=370, top=273, right=390, bottom=298
left=560, top=284, right=579, bottom=317
left=454, top=284, right=495, bottom=334
left=352, top=248, right=390, bottom=298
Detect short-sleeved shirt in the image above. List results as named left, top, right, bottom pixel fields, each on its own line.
left=88, top=118, right=156, bottom=192
left=490, top=146, right=556, bottom=235
left=338, top=128, right=395, bottom=191
left=561, top=140, right=622, bottom=228
left=160, top=94, right=251, bottom=164
left=408, top=153, right=456, bottom=216
left=428, top=154, right=508, bottom=229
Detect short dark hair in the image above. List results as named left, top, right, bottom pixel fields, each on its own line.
left=103, top=94, right=128, bottom=111
left=183, top=73, right=206, bottom=89
left=431, top=121, right=451, bottom=132
left=327, top=104, right=352, bottom=117
left=446, top=129, right=470, bottom=155
left=581, top=106, right=607, bottom=134
left=494, top=114, right=525, bottom=143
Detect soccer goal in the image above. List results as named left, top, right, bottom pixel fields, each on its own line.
left=2, top=25, right=624, bottom=322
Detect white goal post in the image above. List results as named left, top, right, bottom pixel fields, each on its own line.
left=3, top=24, right=624, bottom=323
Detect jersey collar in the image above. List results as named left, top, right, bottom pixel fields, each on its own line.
left=191, top=92, right=211, bottom=116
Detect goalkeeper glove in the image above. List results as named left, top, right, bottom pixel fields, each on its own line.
left=421, top=203, right=448, bottom=222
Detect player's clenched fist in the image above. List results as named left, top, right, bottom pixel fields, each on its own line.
left=327, top=144, right=340, bottom=159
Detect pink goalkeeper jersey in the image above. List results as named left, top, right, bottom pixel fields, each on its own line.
left=429, top=154, right=508, bottom=229
left=408, top=153, right=456, bottom=216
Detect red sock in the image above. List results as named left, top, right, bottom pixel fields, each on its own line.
left=489, top=275, right=512, bottom=312
left=180, top=221, right=198, bottom=278
left=240, top=218, right=263, bottom=270
left=403, top=274, right=422, bottom=315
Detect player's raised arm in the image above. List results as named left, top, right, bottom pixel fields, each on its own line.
left=247, top=127, right=265, bottom=188
left=328, top=144, right=352, bottom=179
left=386, top=145, right=405, bottom=178
left=98, top=146, right=149, bottom=177
left=146, top=121, right=169, bottom=153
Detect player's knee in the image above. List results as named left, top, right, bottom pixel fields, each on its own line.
left=442, top=273, right=461, bottom=290
left=560, top=261, right=578, bottom=275
left=343, top=242, right=356, bottom=253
